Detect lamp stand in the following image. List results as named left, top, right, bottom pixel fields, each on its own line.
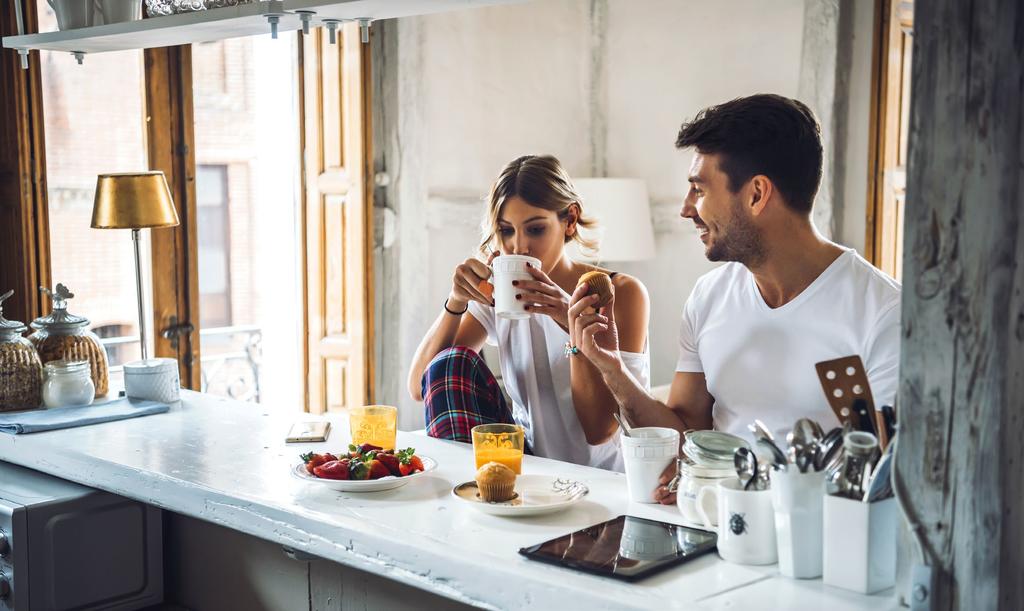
left=131, top=227, right=148, bottom=362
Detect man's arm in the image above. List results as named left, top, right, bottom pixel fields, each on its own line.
left=597, top=364, right=714, bottom=435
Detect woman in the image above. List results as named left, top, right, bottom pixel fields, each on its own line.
left=407, top=154, right=650, bottom=471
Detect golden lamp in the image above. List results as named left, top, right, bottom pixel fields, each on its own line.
left=91, top=171, right=180, bottom=361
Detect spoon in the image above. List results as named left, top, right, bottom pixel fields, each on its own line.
left=734, top=447, right=758, bottom=491
left=815, top=427, right=843, bottom=471
left=790, top=419, right=821, bottom=472
left=748, top=421, right=788, bottom=468
left=613, top=411, right=633, bottom=437
left=757, top=438, right=789, bottom=471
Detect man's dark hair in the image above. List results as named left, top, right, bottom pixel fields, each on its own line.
left=675, top=94, right=823, bottom=215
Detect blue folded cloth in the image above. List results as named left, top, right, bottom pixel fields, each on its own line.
left=0, top=397, right=170, bottom=435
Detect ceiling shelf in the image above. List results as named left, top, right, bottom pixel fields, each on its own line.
left=3, top=0, right=522, bottom=56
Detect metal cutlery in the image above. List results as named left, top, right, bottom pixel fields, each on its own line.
left=734, top=447, right=758, bottom=491
left=613, top=411, right=633, bottom=437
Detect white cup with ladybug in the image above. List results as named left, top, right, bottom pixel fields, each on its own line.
left=697, top=478, right=778, bottom=565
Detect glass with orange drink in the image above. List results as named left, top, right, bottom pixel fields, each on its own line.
left=349, top=405, right=398, bottom=450
left=471, top=423, right=525, bottom=474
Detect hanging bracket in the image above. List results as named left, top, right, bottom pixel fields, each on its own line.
left=265, top=13, right=283, bottom=39
left=322, top=18, right=344, bottom=44
left=357, top=18, right=372, bottom=43
left=295, top=10, right=316, bottom=35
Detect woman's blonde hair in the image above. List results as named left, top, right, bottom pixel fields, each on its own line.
left=480, top=154, right=597, bottom=255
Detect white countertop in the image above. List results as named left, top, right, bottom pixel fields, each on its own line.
left=0, top=391, right=898, bottom=610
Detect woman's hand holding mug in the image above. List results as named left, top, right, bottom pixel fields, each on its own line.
left=449, top=251, right=499, bottom=311
left=513, top=266, right=573, bottom=331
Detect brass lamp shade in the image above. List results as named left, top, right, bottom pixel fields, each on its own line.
left=91, top=171, right=180, bottom=229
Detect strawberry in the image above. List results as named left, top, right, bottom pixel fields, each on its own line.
left=323, top=453, right=339, bottom=462
left=301, top=452, right=328, bottom=474
left=313, top=459, right=350, bottom=480
left=358, top=443, right=383, bottom=454
left=348, top=460, right=370, bottom=480
left=376, top=452, right=402, bottom=476
left=396, top=448, right=424, bottom=475
left=366, top=459, right=391, bottom=480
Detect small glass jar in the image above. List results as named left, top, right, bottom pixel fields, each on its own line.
left=29, top=284, right=109, bottom=398
left=676, top=457, right=736, bottom=526
left=42, top=360, right=95, bottom=408
left=675, top=430, right=750, bottom=526
left=0, top=290, right=43, bottom=411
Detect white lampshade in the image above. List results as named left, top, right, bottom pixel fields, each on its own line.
left=572, top=178, right=657, bottom=262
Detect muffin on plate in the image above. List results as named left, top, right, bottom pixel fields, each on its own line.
left=475, top=461, right=517, bottom=502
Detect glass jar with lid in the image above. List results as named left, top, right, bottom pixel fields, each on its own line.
left=675, top=430, right=749, bottom=526
left=0, top=289, right=43, bottom=411
left=29, top=284, right=109, bottom=398
left=42, top=360, right=95, bottom=408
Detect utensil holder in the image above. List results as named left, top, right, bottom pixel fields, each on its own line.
left=823, top=495, right=896, bottom=593
left=771, top=469, right=825, bottom=578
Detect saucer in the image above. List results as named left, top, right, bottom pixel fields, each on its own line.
left=452, top=475, right=588, bottom=516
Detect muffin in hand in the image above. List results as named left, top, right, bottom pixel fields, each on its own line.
left=475, top=461, right=517, bottom=502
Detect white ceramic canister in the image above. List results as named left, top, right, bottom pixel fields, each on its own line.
left=42, top=359, right=95, bottom=408
left=124, top=357, right=180, bottom=403
left=621, top=427, right=680, bottom=503
left=676, top=458, right=736, bottom=526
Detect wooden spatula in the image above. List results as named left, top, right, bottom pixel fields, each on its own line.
left=814, top=355, right=886, bottom=446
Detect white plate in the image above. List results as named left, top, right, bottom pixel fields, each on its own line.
left=292, top=455, right=437, bottom=492
left=452, top=475, right=589, bottom=516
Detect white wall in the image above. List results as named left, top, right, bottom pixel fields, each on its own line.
left=383, top=0, right=873, bottom=428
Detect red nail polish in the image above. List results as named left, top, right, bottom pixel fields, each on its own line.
left=515, top=294, right=521, bottom=300
left=512, top=280, right=519, bottom=286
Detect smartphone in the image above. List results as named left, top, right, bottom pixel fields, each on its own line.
left=518, top=515, right=717, bottom=581
left=285, top=421, right=331, bottom=443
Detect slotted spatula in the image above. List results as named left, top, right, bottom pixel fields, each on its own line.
left=813, top=355, right=886, bottom=446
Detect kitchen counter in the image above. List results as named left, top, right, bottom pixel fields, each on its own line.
left=0, top=391, right=897, bottom=610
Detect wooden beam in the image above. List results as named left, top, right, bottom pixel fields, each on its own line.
left=144, top=45, right=201, bottom=390
left=0, top=0, right=50, bottom=324
left=896, top=0, right=1024, bottom=607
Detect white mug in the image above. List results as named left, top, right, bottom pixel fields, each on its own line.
left=697, top=478, right=778, bottom=565
left=621, top=427, right=679, bottom=503
left=491, top=255, right=541, bottom=320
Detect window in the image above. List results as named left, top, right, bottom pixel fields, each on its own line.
left=197, top=164, right=232, bottom=328
left=36, top=0, right=151, bottom=387
left=192, top=35, right=303, bottom=406
left=867, top=0, right=914, bottom=280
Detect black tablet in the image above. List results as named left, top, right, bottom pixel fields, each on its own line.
left=518, top=515, right=717, bottom=582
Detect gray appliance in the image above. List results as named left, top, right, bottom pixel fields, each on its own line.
left=0, top=461, right=162, bottom=610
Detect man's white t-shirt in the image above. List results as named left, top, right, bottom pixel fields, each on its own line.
left=469, top=301, right=650, bottom=471
left=676, top=248, right=901, bottom=440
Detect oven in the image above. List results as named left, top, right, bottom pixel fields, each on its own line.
left=0, top=461, right=162, bottom=610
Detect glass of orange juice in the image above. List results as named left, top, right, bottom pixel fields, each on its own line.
left=349, top=405, right=398, bottom=450
left=471, top=423, right=525, bottom=474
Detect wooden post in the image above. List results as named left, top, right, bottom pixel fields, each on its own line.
left=0, top=0, right=50, bottom=324
left=896, top=0, right=1023, bottom=608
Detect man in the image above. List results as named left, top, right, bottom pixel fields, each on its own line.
left=566, top=94, right=901, bottom=503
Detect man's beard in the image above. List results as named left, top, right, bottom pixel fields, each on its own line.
left=705, top=200, right=765, bottom=265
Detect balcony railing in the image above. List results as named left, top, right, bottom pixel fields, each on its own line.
left=97, top=325, right=263, bottom=403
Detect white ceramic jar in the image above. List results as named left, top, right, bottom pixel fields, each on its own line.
left=42, top=359, right=95, bottom=408
left=676, top=459, right=736, bottom=526
left=124, top=358, right=180, bottom=403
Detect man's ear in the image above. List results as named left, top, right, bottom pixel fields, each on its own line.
left=749, top=175, right=773, bottom=216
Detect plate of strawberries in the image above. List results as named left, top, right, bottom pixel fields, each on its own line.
left=293, top=444, right=436, bottom=492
